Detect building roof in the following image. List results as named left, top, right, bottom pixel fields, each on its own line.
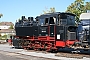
left=0, top=22, right=14, bottom=26
left=80, top=13, right=90, bottom=20
left=0, top=29, right=15, bottom=33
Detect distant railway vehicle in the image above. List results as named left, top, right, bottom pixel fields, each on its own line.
left=78, top=13, right=90, bottom=48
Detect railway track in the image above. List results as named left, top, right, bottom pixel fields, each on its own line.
left=55, top=52, right=90, bottom=59
left=0, top=43, right=90, bottom=60
left=1, top=42, right=90, bottom=59
left=24, top=49, right=90, bottom=59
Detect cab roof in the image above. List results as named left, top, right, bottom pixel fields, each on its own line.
left=36, top=12, right=76, bottom=19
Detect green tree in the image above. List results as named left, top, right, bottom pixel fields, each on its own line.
left=42, top=7, right=56, bottom=14
left=66, top=0, right=85, bottom=23
left=0, top=13, right=3, bottom=18
left=9, top=25, right=14, bottom=29
left=85, top=2, right=90, bottom=12
left=66, top=0, right=90, bottom=24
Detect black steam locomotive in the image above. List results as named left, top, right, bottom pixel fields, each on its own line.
left=12, top=12, right=90, bottom=52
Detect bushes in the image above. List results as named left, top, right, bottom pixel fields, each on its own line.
left=0, top=35, right=7, bottom=40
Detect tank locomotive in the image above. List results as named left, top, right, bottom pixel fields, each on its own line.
left=13, top=12, right=79, bottom=51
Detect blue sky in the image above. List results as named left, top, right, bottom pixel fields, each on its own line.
left=0, top=0, right=90, bottom=24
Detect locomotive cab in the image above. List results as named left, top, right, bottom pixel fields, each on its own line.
left=55, top=13, right=78, bottom=47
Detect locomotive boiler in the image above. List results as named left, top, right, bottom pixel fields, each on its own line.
left=13, top=12, right=78, bottom=51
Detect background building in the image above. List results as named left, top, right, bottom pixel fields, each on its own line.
left=0, top=22, right=15, bottom=39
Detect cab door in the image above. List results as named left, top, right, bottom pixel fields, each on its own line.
left=49, top=25, right=55, bottom=37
